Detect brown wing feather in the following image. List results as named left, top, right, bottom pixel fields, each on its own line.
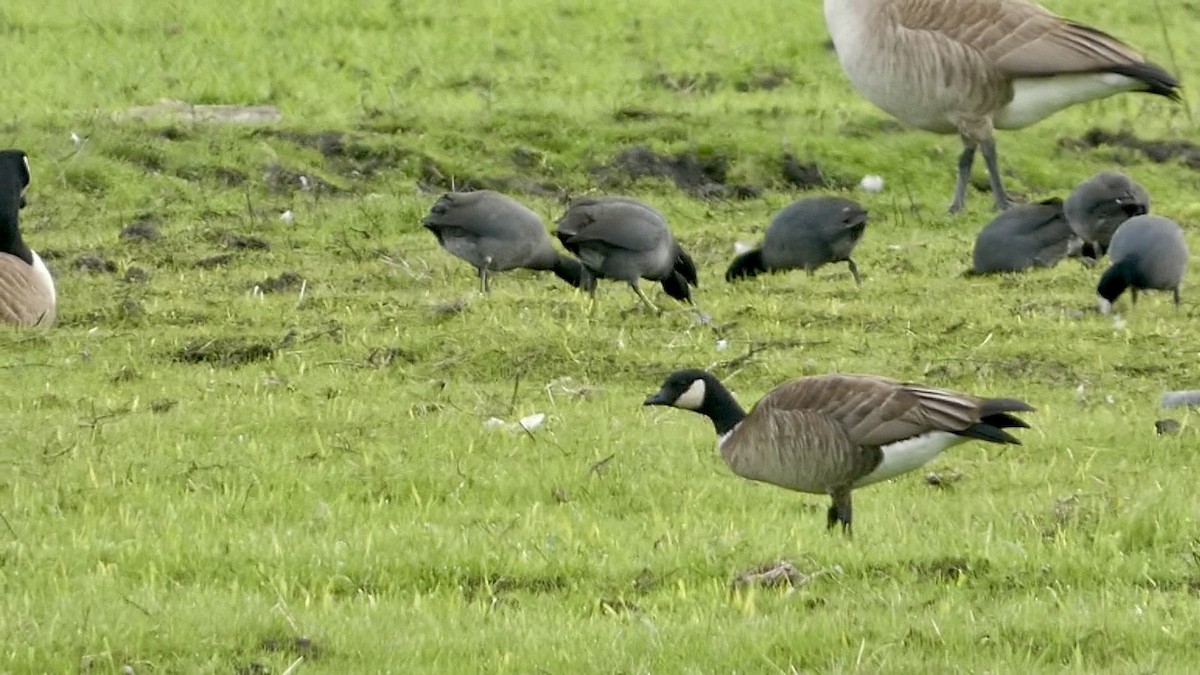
left=753, top=375, right=986, bottom=447
left=895, top=0, right=1159, bottom=77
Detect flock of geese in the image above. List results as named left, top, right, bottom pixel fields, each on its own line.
left=1, top=0, right=1191, bottom=532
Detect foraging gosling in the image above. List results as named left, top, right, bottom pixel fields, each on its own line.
left=555, top=196, right=698, bottom=312
left=1097, top=215, right=1188, bottom=314
left=824, top=0, right=1180, bottom=213
left=423, top=190, right=585, bottom=293
left=0, top=150, right=56, bottom=327
left=1064, top=171, right=1151, bottom=258
left=970, top=198, right=1074, bottom=274
left=726, top=196, right=868, bottom=285
left=644, top=369, right=1034, bottom=533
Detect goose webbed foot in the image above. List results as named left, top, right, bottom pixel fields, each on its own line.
left=826, top=491, right=853, bottom=536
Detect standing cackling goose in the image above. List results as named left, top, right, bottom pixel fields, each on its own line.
left=0, top=149, right=56, bottom=328
left=422, top=190, right=586, bottom=293
left=644, top=369, right=1034, bottom=533
left=726, top=196, right=868, bottom=285
left=555, top=196, right=698, bottom=312
left=823, top=0, right=1180, bottom=214
left=970, top=197, right=1075, bottom=274
left=1097, top=214, right=1188, bottom=314
left=1064, top=171, right=1151, bottom=258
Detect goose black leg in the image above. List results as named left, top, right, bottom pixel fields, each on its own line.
left=826, top=489, right=853, bottom=536
left=1174, top=288, right=1181, bottom=307
left=847, top=258, right=862, bottom=286
left=950, top=139, right=977, bottom=215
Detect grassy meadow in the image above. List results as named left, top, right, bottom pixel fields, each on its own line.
left=4, top=0, right=1200, bottom=671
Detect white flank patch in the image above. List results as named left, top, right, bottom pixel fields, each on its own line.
left=30, top=251, right=57, bottom=304
left=733, top=241, right=755, bottom=256
left=997, top=73, right=1141, bottom=129
left=853, top=431, right=963, bottom=488
left=674, top=379, right=707, bottom=410
left=716, top=425, right=739, bottom=454
left=1097, top=296, right=1113, bottom=315
left=483, top=417, right=508, bottom=430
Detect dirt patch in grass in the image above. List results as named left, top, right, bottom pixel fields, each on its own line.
left=263, top=162, right=344, bottom=195
left=459, top=573, right=571, bottom=601
left=219, top=232, right=272, bottom=250
left=734, top=66, right=792, bottom=92
left=645, top=70, right=722, bottom=94
left=74, top=253, right=117, bottom=274
left=594, top=145, right=761, bottom=199
left=252, top=271, right=305, bottom=293
left=909, top=556, right=989, bottom=582
left=259, top=633, right=323, bottom=660
left=781, top=152, right=829, bottom=189
left=195, top=253, right=235, bottom=269
left=1065, top=128, right=1200, bottom=169
left=120, top=216, right=162, bottom=242
left=174, top=338, right=277, bottom=366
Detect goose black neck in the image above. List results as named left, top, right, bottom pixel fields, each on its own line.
left=0, top=177, right=29, bottom=264
left=552, top=254, right=587, bottom=289
left=700, top=380, right=747, bottom=436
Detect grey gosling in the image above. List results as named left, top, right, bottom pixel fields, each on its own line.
left=1064, top=171, right=1151, bottom=258
left=970, top=197, right=1075, bottom=274
left=726, top=196, right=868, bottom=285
left=645, top=369, right=1034, bottom=533
left=555, top=196, right=698, bottom=312
left=824, top=0, right=1180, bottom=213
left=423, top=190, right=585, bottom=293
left=0, top=149, right=56, bottom=327
left=1097, top=214, right=1188, bottom=314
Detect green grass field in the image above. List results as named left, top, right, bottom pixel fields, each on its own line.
left=3, top=0, right=1200, bottom=672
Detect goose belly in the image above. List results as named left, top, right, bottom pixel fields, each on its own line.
left=853, top=431, right=963, bottom=488
left=995, top=73, right=1144, bottom=129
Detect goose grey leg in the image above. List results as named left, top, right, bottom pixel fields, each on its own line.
left=979, top=138, right=1011, bottom=212
left=630, top=283, right=661, bottom=314
left=950, top=139, right=977, bottom=214
left=826, top=488, right=853, bottom=536
left=478, top=267, right=490, bottom=294
left=847, top=258, right=861, bottom=286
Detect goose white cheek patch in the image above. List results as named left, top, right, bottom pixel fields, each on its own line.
left=674, top=379, right=706, bottom=410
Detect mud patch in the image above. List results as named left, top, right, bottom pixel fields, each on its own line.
left=459, top=573, right=570, bottom=602
left=909, top=556, right=987, bottom=582
left=124, top=267, right=149, bottom=283
left=1066, top=128, right=1200, bottom=169
left=252, top=271, right=305, bottom=293
left=219, top=232, right=272, bottom=250
left=175, top=338, right=277, bottom=366
left=74, top=253, right=117, bottom=274
left=594, top=145, right=760, bottom=199
left=120, top=217, right=162, bottom=242
left=259, top=634, right=323, bottom=660
left=734, top=66, right=792, bottom=92
left=263, top=162, right=344, bottom=195
left=782, top=152, right=829, bottom=189
left=613, top=108, right=660, bottom=122
left=119, top=99, right=283, bottom=124
left=645, top=70, right=721, bottom=94
left=195, top=253, right=235, bottom=269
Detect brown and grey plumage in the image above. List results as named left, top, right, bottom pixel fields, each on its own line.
left=644, top=368, right=1034, bottom=533
left=0, top=149, right=56, bottom=328
left=1064, top=171, right=1151, bottom=258
left=422, top=190, right=586, bottom=293
left=554, top=196, right=698, bottom=312
left=824, top=0, right=1181, bottom=213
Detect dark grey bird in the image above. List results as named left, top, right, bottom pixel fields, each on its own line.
left=726, top=196, right=868, bottom=284
left=555, top=196, right=698, bottom=312
left=970, top=197, right=1079, bottom=274
left=644, top=368, right=1033, bottom=534
left=422, top=190, right=585, bottom=293
left=1064, top=172, right=1150, bottom=257
left=1097, top=214, right=1188, bottom=314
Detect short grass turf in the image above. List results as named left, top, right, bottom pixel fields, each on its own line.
left=3, top=0, right=1200, bottom=672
